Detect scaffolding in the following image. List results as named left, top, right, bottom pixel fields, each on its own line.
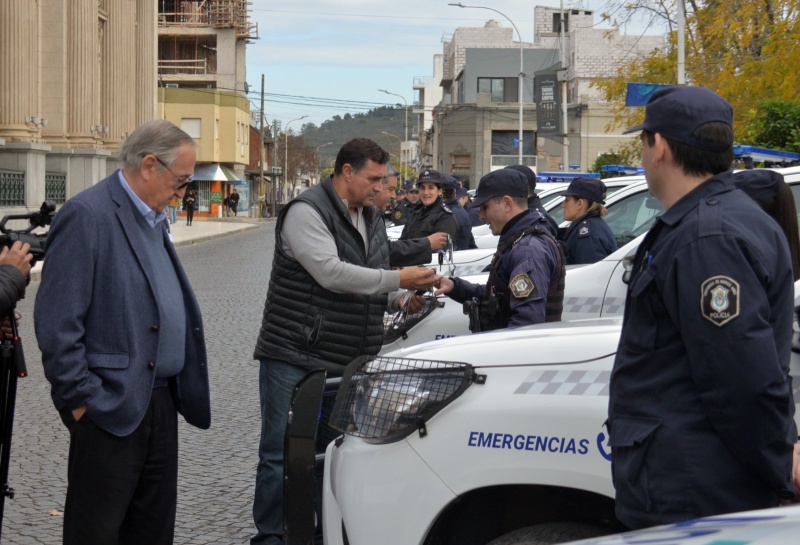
left=158, top=0, right=258, bottom=41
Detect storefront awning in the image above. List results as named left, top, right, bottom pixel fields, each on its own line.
left=192, top=163, right=246, bottom=185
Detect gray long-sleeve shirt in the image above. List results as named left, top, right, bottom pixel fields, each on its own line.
left=281, top=201, right=404, bottom=311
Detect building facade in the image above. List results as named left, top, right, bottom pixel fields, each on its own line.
left=157, top=0, right=256, bottom=217
left=426, top=8, right=665, bottom=185
left=0, top=0, right=157, bottom=218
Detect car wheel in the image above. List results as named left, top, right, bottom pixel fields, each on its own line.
left=486, top=522, right=612, bottom=545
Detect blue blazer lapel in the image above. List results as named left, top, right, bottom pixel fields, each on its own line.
left=108, top=175, right=160, bottom=296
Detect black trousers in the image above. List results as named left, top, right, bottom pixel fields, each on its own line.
left=60, top=387, right=179, bottom=545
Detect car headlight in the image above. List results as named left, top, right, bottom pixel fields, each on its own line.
left=330, top=356, right=485, bottom=444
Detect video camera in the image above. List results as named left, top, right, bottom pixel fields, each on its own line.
left=0, top=201, right=56, bottom=265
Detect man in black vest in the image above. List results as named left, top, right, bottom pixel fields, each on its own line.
left=434, top=169, right=565, bottom=331
left=250, top=138, right=441, bottom=545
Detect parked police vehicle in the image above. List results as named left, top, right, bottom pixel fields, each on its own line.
left=321, top=167, right=800, bottom=545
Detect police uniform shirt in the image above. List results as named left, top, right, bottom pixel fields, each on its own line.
left=561, top=211, right=618, bottom=265
left=447, top=210, right=558, bottom=327
left=608, top=172, right=797, bottom=529
left=444, top=198, right=475, bottom=250
left=399, top=196, right=458, bottom=241
left=391, top=198, right=414, bottom=225
left=527, top=195, right=559, bottom=237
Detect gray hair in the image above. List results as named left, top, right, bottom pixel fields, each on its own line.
left=118, top=119, right=197, bottom=170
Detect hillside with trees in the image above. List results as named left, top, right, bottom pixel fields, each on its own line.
left=291, top=106, right=410, bottom=177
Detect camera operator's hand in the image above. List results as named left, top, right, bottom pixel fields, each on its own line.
left=0, top=311, right=21, bottom=340
left=0, top=241, right=33, bottom=277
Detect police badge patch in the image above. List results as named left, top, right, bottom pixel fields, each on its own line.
left=701, top=275, right=740, bottom=326
left=578, top=224, right=589, bottom=237
left=394, top=210, right=402, bottom=220
left=510, top=273, right=535, bottom=298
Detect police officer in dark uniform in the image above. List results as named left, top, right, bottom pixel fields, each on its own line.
left=442, top=174, right=476, bottom=250
left=505, top=164, right=559, bottom=236
left=609, top=86, right=797, bottom=530
left=559, top=177, right=618, bottom=264
left=399, top=169, right=458, bottom=242
left=434, top=169, right=565, bottom=331
left=391, top=180, right=419, bottom=226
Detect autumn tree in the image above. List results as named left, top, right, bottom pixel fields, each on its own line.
left=594, top=0, right=800, bottom=144
left=281, top=132, right=315, bottom=201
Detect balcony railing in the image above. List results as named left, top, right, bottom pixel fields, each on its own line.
left=158, top=59, right=210, bottom=75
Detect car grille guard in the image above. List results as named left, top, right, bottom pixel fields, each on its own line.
left=330, top=356, right=485, bottom=444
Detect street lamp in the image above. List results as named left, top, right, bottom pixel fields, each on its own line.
left=315, top=141, right=333, bottom=185
left=381, top=131, right=402, bottom=176
left=379, top=89, right=408, bottom=177
left=449, top=2, right=524, bottom=164
left=283, top=115, right=307, bottom=204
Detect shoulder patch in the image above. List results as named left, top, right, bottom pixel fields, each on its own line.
left=578, top=222, right=590, bottom=237
left=394, top=210, right=403, bottom=220
left=701, top=275, right=739, bottom=326
left=510, top=273, right=536, bottom=298
left=441, top=203, right=453, bottom=213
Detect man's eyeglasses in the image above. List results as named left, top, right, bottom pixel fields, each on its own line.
left=154, top=156, right=193, bottom=190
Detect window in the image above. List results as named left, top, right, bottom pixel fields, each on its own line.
left=181, top=118, right=201, bottom=138
left=0, top=170, right=24, bottom=206
left=45, top=172, right=67, bottom=204
left=553, top=13, right=569, bottom=33
left=477, top=78, right=518, bottom=103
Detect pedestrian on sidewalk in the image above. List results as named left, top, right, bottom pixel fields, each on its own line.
left=184, top=188, right=196, bottom=225
left=168, top=194, right=181, bottom=224
left=229, top=188, right=240, bottom=216
left=34, top=119, right=211, bottom=545
left=250, top=138, right=441, bottom=545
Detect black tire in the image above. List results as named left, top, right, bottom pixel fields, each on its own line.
left=486, top=522, right=613, bottom=545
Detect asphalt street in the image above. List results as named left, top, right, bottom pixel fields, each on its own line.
left=3, top=222, right=275, bottom=544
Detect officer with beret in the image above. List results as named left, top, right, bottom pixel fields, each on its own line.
left=399, top=169, right=458, bottom=242
left=442, top=174, right=477, bottom=250
left=391, top=180, right=419, bottom=226
left=505, top=164, right=559, bottom=236
left=435, top=169, right=565, bottom=331
left=558, top=177, right=618, bottom=264
left=609, top=86, right=797, bottom=530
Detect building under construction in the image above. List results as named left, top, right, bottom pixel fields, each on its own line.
left=157, top=1, right=259, bottom=217
left=158, top=0, right=258, bottom=93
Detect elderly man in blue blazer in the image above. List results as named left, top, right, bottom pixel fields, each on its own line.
left=35, top=119, right=211, bottom=545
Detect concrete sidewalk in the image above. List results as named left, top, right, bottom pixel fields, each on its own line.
left=30, top=216, right=263, bottom=282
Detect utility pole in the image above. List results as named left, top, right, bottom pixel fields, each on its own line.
left=560, top=0, right=569, bottom=171
left=259, top=74, right=265, bottom=218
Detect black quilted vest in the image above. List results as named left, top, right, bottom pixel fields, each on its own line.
left=253, top=179, right=390, bottom=375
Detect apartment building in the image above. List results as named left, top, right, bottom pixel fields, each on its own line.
left=426, top=7, right=664, bottom=185
left=157, top=0, right=257, bottom=217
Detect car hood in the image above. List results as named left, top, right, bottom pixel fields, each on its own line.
left=383, top=318, right=623, bottom=367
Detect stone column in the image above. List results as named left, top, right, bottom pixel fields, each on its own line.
left=136, top=0, right=157, bottom=126
left=67, top=0, right=99, bottom=147
left=0, top=0, right=39, bottom=140
left=102, top=0, right=136, bottom=152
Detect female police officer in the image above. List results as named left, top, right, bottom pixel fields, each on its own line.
left=559, top=177, right=618, bottom=264
left=399, top=169, right=457, bottom=242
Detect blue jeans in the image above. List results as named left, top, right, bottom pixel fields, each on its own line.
left=168, top=206, right=177, bottom=224
left=252, top=359, right=307, bottom=545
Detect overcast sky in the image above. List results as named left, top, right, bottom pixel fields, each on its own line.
left=245, top=1, right=659, bottom=128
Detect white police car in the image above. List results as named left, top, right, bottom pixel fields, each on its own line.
left=325, top=316, right=800, bottom=545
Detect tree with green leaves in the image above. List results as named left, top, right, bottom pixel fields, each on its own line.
left=594, top=0, right=800, bottom=146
